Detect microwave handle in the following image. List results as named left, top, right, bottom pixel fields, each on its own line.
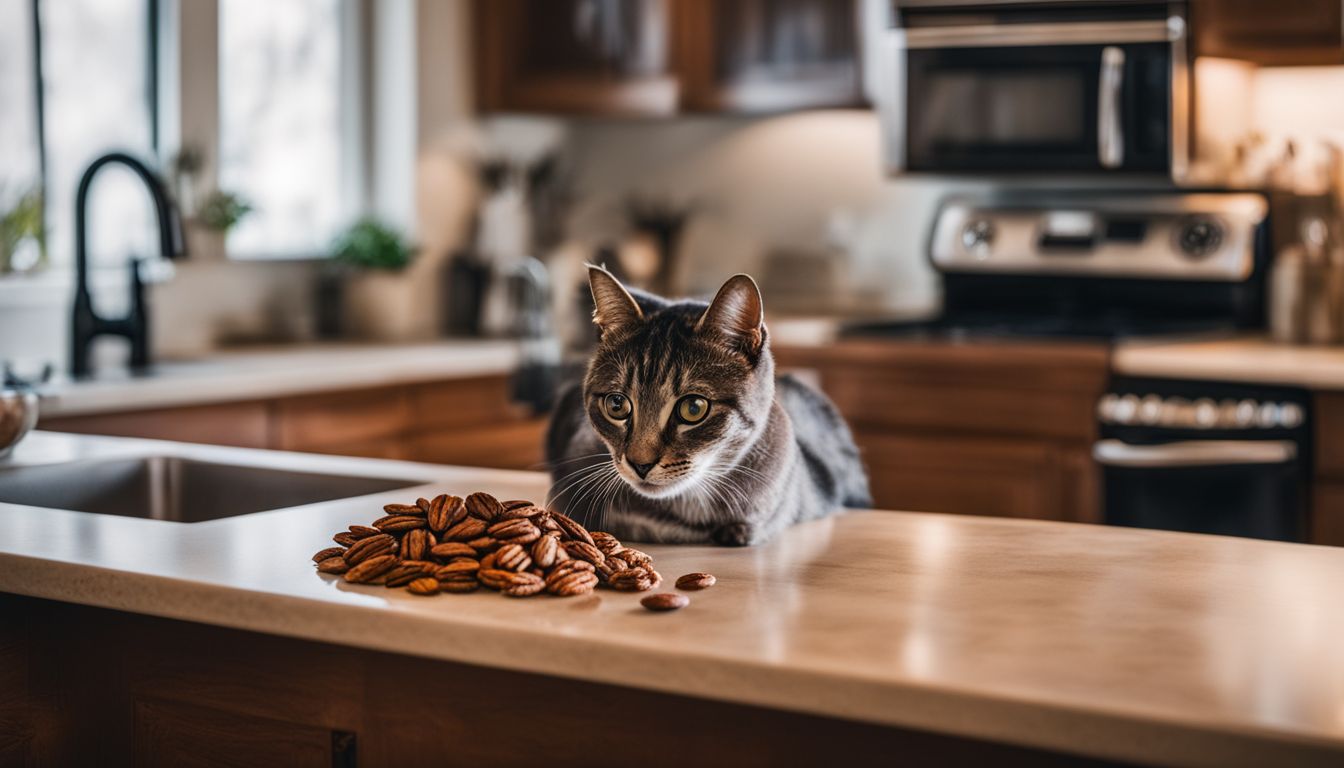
left=1098, top=46, right=1125, bottom=169
left=1093, top=439, right=1297, bottom=468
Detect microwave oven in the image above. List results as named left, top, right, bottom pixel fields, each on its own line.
left=879, top=2, right=1190, bottom=178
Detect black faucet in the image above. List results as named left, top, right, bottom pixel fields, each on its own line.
left=70, top=152, right=186, bottom=378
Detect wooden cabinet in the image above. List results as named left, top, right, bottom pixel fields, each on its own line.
left=1193, top=0, right=1344, bottom=66
left=475, top=0, right=679, bottom=115
left=39, top=374, right=545, bottom=472
left=678, top=0, right=862, bottom=112
left=777, top=340, right=1109, bottom=523
left=0, top=594, right=1094, bottom=766
left=473, top=0, right=864, bottom=115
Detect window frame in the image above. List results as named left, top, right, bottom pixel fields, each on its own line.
left=171, top=0, right=368, bottom=262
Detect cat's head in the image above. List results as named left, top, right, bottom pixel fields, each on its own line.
left=582, top=266, right=775, bottom=500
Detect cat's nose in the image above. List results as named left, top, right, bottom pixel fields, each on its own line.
left=630, top=461, right=656, bottom=479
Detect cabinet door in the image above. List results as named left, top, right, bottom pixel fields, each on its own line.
left=134, top=698, right=354, bottom=768
left=413, top=418, right=549, bottom=471
left=678, top=0, right=863, bottom=112
left=1313, top=483, right=1344, bottom=546
left=475, top=0, right=679, bottom=115
left=39, top=401, right=271, bottom=448
left=1193, top=0, right=1344, bottom=66
left=857, top=431, right=1079, bottom=521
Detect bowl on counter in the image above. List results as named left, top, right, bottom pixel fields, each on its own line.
left=0, top=389, right=39, bottom=458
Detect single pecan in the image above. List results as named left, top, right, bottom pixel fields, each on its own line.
left=415, top=497, right=432, bottom=513
left=612, top=548, right=652, bottom=569
left=546, top=569, right=599, bottom=597
left=550, top=511, right=596, bottom=546
left=466, top=536, right=500, bottom=553
left=332, top=531, right=359, bottom=547
left=494, top=543, right=532, bottom=572
left=465, top=492, right=503, bottom=522
left=561, top=540, right=606, bottom=567
left=343, top=534, right=396, bottom=565
left=428, top=494, right=466, bottom=533
left=429, top=542, right=476, bottom=561
left=435, top=560, right=481, bottom=579
left=312, top=546, right=346, bottom=563
left=400, top=529, right=433, bottom=561
left=382, top=503, right=424, bottom=516
left=344, top=554, right=397, bottom=583
left=439, top=579, right=480, bottom=593
left=316, top=557, right=349, bottom=574
left=442, top=517, right=487, bottom=542
left=348, top=525, right=382, bottom=539
left=373, top=515, right=427, bottom=534
left=530, top=535, right=560, bottom=569
left=488, top=518, right=541, bottom=544
left=590, top=531, right=624, bottom=556
left=608, top=568, right=655, bottom=592
left=676, top=572, right=716, bottom=590
left=406, top=577, right=440, bottom=595
left=640, top=593, right=689, bottom=611
left=497, top=503, right=545, bottom=521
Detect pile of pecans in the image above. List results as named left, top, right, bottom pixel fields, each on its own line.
left=311, top=492, right=663, bottom=598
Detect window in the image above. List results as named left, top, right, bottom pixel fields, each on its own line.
left=38, top=0, right=156, bottom=269
left=218, top=0, right=354, bottom=258
left=0, top=0, right=42, bottom=270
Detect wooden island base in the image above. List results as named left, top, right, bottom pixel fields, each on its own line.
left=0, top=596, right=1113, bottom=767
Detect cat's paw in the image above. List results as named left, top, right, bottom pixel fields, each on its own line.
left=711, top=522, right=754, bottom=547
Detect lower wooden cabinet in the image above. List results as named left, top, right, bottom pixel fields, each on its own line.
left=39, top=374, right=545, bottom=472
left=1312, top=483, right=1344, bottom=546
left=134, top=698, right=353, bottom=768
left=858, top=432, right=1096, bottom=523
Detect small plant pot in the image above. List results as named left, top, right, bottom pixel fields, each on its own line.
left=343, top=270, right=422, bottom=341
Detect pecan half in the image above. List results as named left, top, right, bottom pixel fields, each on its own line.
left=488, top=518, right=541, bottom=544
left=316, top=557, right=349, bottom=574
left=494, top=543, right=532, bottom=572
left=590, top=531, right=624, bottom=556
left=429, top=542, right=476, bottom=561
left=400, top=529, right=433, bottom=561
left=344, top=554, right=397, bottom=583
left=373, top=515, right=427, bottom=534
left=383, top=503, right=424, bottom=516
left=675, top=572, right=716, bottom=590
left=343, top=534, right=396, bottom=565
left=561, top=540, right=606, bottom=567
left=550, top=511, right=596, bottom=546
left=427, top=494, right=466, bottom=533
left=546, top=569, right=599, bottom=597
left=442, top=517, right=488, bottom=542
left=407, top=577, right=440, bottom=595
left=640, top=593, right=689, bottom=611
left=465, top=492, right=503, bottom=522
left=312, top=546, right=346, bottom=563
left=530, top=535, right=560, bottom=569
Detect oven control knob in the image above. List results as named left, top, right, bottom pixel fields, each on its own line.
left=1234, top=399, right=1258, bottom=428
left=961, top=219, right=995, bottom=256
left=1176, top=217, right=1223, bottom=259
left=1193, top=398, right=1219, bottom=428
left=1277, top=402, right=1304, bottom=429
left=1160, top=397, right=1193, bottom=427
left=1256, top=402, right=1280, bottom=429
left=1113, top=394, right=1140, bottom=424
left=1097, top=394, right=1119, bottom=422
left=1138, top=395, right=1163, bottom=425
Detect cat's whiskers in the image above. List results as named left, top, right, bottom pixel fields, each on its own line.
left=544, top=460, right=613, bottom=507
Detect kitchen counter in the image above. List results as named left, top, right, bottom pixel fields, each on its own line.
left=1115, top=335, right=1344, bottom=390
left=2, top=433, right=1343, bottom=766
left=36, top=339, right=521, bottom=417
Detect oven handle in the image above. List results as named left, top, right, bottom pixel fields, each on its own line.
left=901, top=20, right=1173, bottom=49
left=1093, top=439, right=1297, bottom=468
left=1098, top=46, right=1125, bottom=169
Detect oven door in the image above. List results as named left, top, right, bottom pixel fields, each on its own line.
left=1095, top=439, right=1306, bottom=542
left=885, top=19, right=1184, bottom=175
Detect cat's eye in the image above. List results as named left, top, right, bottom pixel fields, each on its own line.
left=602, top=393, right=632, bottom=420
left=677, top=395, right=710, bottom=424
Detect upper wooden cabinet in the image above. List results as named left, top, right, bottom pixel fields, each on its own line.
left=1193, top=0, right=1344, bottom=66
left=474, top=0, right=680, bottom=115
left=677, top=0, right=863, bottom=112
left=473, top=0, right=864, bottom=115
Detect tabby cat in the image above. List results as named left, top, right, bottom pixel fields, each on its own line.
left=545, top=267, right=870, bottom=546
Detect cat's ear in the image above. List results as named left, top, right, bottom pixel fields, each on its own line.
left=588, top=265, right=643, bottom=338
left=697, top=274, right=765, bottom=356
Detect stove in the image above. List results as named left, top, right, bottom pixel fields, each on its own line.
left=845, top=191, right=1271, bottom=341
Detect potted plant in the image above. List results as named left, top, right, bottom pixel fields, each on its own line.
left=0, top=187, right=45, bottom=274
left=331, top=218, right=422, bottom=340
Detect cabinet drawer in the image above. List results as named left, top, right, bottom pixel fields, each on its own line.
left=411, top=375, right=527, bottom=430
left=40, top=401, right=271, bottom=449
left=134, top=698, right=352, bottom=768
left=413, top=418, right=549, bottom=471
left=857, top=431, right=1073, bottom=521
left=274, top=387, right=410, bottom=451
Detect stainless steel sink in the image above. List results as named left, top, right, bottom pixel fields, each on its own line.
left=0, top=456, right=420, bottom=522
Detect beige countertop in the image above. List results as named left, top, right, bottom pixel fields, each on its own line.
left=1114, top=335, right=1344, bottom=389
left=36, top=339, right=522, bottom=417
left=2, top=432, right=1343, bottom=766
